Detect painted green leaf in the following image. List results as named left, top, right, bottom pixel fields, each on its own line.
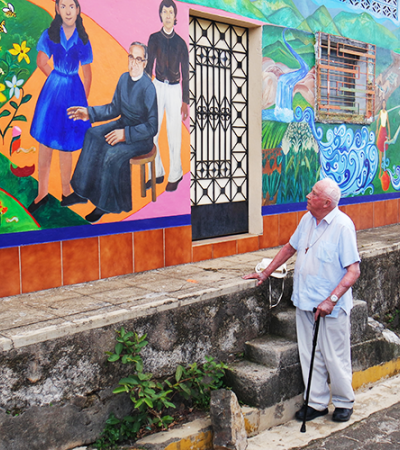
left=13, top=115, right=27, bottom=122
left=0, top=110, right=11, bottom=118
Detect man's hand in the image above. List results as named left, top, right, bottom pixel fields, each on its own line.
left=314, top=262, right=360, bottom=321
left=181, top=102, right=188, bottom=120
left=243, top=243, right=296, bottom=287
left=67, top=106, right=89, bottom=121
left=315, top=298, right=335, bottom=320
left=105, top=129, right=125, bottom=146
left=242, top=271, right=269, bottom=286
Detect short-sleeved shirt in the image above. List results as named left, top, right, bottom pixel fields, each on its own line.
left=30, top=27, right=93, bottom=150
left=37, top=27, right=93, bottom=75
left=289, top=207, right=360, bottom=317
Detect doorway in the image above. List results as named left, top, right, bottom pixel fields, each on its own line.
left=189, top=16, right=249, bottom=240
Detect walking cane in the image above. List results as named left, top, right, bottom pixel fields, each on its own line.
left=300, top=309, right=321, bottom=433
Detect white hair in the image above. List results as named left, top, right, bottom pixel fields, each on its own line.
left=319, top=178, right=341, bottom=207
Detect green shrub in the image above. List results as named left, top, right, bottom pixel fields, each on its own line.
left=94, top=327, right=228, bottom=449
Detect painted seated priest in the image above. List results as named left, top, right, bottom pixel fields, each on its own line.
left=63, top=41, right=158, bottom=223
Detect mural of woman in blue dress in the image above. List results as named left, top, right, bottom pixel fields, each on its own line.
left=29, top=0, right=92, bottom=213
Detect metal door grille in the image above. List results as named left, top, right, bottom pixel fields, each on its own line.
left=189, top=17, right=248, bottom=207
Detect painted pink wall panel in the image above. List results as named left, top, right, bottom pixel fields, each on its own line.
left=80, top=0, right=190, bottom=51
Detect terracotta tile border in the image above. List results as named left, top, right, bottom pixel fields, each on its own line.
left=2, top=199, right=399, bottom=296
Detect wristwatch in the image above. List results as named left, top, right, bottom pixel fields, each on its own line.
left=330, top=294, right=339, bottom=303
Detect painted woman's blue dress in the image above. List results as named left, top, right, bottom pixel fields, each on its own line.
left=30, top=28, right=93, bottom=151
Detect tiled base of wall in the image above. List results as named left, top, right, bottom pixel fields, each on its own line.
left=1, top=199, right=399, bottom=298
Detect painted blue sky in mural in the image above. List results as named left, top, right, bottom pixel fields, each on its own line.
left=249, top=0, right=399, bottom=28
left=311, top=0, right=399, bottom=27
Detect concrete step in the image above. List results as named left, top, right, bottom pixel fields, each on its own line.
left=269, top=309, right=297, bottom=341
left=245, top=335, right=299, bottom=369
left=228, top=300, right=369, bottom=410
left=268, top=300, right=368, bottom=344
left=225, top=360, right=303, bottom=409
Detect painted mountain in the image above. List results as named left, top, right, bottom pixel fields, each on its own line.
left=263, top=27, right=315, bottom=70
left=251, top=0, right=302, bottom=19
left=297, top=6, right=340, bottom=36
left=266, top=7, right=304, bottom=29
left=334, top=12, right=400, bottom=51
left=180, top=0, right=267, bottom=20
left=181, top=0, right=400, bottom=53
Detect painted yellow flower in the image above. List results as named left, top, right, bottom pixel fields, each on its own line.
left=0, top=83, right=6, bottom=103
left=9, top=41, right=31, bottom=64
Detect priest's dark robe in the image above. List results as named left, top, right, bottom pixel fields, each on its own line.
left=71, top=72, right=158, bottom=213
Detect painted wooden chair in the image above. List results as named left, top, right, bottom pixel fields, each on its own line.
left=129, top=145, right=157, bottom=203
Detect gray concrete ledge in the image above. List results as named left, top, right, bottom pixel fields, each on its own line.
left=1, top=224, right=400, bottom=450
left=1, top=224, right=400, bottom=351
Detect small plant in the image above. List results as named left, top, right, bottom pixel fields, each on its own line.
left=94, top=327, right=228, bottom=449
left=95, top=414, right=139, bottom=450
left=385, top=309, right=400, bottom=331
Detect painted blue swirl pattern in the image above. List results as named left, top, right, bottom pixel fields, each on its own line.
left=295, top=107, right=378, bottom=196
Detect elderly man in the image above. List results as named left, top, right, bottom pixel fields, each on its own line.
left=63, top=42, right=158, bottom=222
left=244, top=178, right=360, bottom=423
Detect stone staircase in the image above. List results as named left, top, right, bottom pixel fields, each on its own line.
left=225, top=299, right=398, bottom=410
left=225, top=336, right=302, bottom=409
left=124, top=299, right=400, bottom=450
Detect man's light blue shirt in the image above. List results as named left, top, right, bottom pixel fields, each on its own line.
left=289, top=207, right=360, bottom=317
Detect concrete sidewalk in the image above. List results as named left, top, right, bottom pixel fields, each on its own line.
left=1, top=223, right=400, bottom=352
left=247, top=374, right=400, bottom=449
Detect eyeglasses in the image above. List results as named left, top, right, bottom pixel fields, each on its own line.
left=128, top=55, right=147, bottom=64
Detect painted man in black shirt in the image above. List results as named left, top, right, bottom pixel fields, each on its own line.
left=146, top=0, right=189, bottom=192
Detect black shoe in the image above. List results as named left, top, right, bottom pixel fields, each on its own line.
left=145, top=176, right=164, bottom=190
left=85, top=207, right=106, bottom=223
left=28, top=195, right=49, bottom=213
left=165, top=176, right=183, bottom=192
left=61, top=192, right=87, bottom=207
left=295, top=405, right=329, bottom=422
left=332, top=407, right=353, bottom=422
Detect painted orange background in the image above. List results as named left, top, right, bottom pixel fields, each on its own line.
left=0, top=0, right=190, bottom=225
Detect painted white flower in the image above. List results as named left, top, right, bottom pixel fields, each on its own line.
left=282, top=122, right=319, bottom=155
left=5, top=75, right=24, bottom=99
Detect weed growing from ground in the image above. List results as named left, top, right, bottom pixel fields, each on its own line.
left=94, top=327, right=228, bottom=449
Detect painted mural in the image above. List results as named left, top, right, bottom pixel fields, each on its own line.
left=2, top=0, right=400, bottom=241
left=0, top=0, right=191, bottom=237
left=180, top=0, right=400, bottom=206
left=258, top=0, right=400, bottom=206
left=259, top=6, right=400, bottom=206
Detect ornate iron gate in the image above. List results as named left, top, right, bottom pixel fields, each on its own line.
left=189, top=17, right=249, bottom=240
